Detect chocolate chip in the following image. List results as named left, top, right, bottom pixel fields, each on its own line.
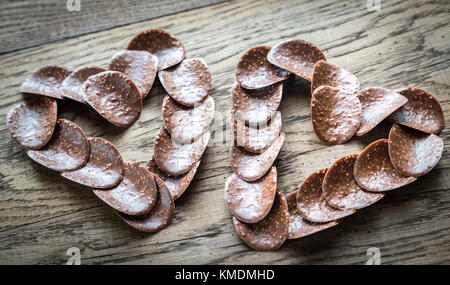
left=311, top=60, right=359, bottom=95
left=20, top=64, right=73, bottom=99
left=61, top=66, right=106, bottom=104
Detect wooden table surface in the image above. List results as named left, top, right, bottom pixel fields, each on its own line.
left=0, top=0, right=449, bottom=265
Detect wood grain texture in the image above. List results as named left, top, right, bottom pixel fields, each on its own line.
left=0, top=0, right=227, bottom=54
left=0, top=0, right=449, bottom=264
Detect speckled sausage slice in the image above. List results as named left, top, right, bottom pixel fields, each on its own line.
left=296, top=168, right=355, bottom=223
left=93, top=161, right=158, bottom=215
left=388, top=124, right=443, bottom=177
left=162, top=95, right=214, bottom=144
left=126, top=28, right=185, bottom=70
left=233, top=189, right=289, bottom=251
left=389, top=87, right=444, bottom=134
left=323, top=154, right=385, bottom=210
left=232, top=111, right=282, bottom=153
left=153, top=127, right=210, bottom=176
left=356, top=87, right=408, bottom=136
left=146, top=157, right=200, bottom=200
left=311, top=85, right=362, bottom=145
left=311, top=60, right=359, bottom=95
left=286, top=191, right=338, bottom=239
left=225, top=166, right=277, bottom=223
left=27, top=119, right=90, bottom=171
left=158, top=58, right=212, bottom=106
left=236, top=45, right=291, bottom=89
left=20, top=64, right=73, bottom=99
left=354, top=139, right=417, bottom=192
left=61, top=66, right=106, bottom=104
left=267, top=39, right=326, bottom=81
left=83, top=71, right=142, bottom=127
left=61, top=137, right=124, bottom=189
left=7, top=97, right=57, bottom=150
left=108, top=50, right=158, bottom=98
left=231, top=81, right=282, bottom=127
left=230, top=133, right=285, bottom=182
left=116, top=174, right=175, bottom=233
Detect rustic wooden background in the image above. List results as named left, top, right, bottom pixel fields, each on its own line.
left=0, top=0, right=448, bottom=265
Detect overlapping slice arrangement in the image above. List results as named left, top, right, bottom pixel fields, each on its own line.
left=226, top=38, right=445, bottom=251
left=7, top=28, right=213, bottom=234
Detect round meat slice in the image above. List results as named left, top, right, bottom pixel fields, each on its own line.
left=93, top=161, right=158, bottom=215
left=61, top=137, right=125, bottom=189
left=153, top=127, right=210, bottom=176
left=267, top=39, right=326, bottom=81
left=323, top=154, right=385, bottom=210
left=232, top=111, right=282, bottom=153
left=356, top=87, right=408, bottom=136
left=146, top=157, right=200, bottom=200
left=27, top=119, right=90, bottom=171
left=236, top=45, right=291, bottom=89
left=311, top=85, right=362, bottom=145
left=388, top=124, right=443, bottom=177
left=20, top=64, right=73, bottom=99
left=296, top=168, right=355, bottom=223
left=286, top=191, right=338, bottom=239
left=158, top=58, right=212, bottom=106
left=126, top=28, right=185, bottom=70
left=233, top=189, right=289, bottom=251
left=108, top=50, right=158, bottom=98
left=60, top=66, right=106, bottom=104
left=311, top=60, right=359, bottom=95
left=230, top=133, right=285, bottom=182
left=83, top=71, right=142, bottom=127
left=224, top=166, right=277, bottom=223
left=7, top=97, right=57, bottom=150
left=116, top=174, right=175, bottom=233
left=354, top=139, right=417, bottom=192
left=231, top=81, right=282, bottom=127
left=389, top=87, right=444, bottom=134
left=162, top=95, right=214, bottom=143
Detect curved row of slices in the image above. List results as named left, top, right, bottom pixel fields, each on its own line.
left=7, top=28, right=214, bottom=233
left=225, top=38, right=444, bottom=251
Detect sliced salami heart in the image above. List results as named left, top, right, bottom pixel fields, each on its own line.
left=126, top=28, right=185, bottom=70
left=356, top=87, right=408, bottom=136
left=296, top=168, right=355, bottom=223
left=232, top=111, right=282, bottom=153
left=267, top=39, right=326, bottom=81
left=158, top=58, right=212, bottom=106
left=116, top=174, right=175, bottom=233
left=225, top=166, right=277, bottom=223
left=61, top=66, right=106, bottom=104
left=231, top=81, right=282, bottom=127
left=61, top=137, right=124, bottom=189
left=233, top=189, right=289, bottom=251
left=153, top=127, right=210, bottom=176
left=108, top=50, right=158, bottom=98
left=93, top=161, right=158, bottom=215
left=389, top=87, right=444, bottom=134
left=354, top=139, right=417, bottom=192
left=20, top=64, right=73, bottom=99
left=230, top=133, right=285, bottom=181
left=162, top=95, right=214, bottom=143
left=311, top=60, right=359, bottom=95
left=83, top=71, right=142, bottom=127
left=388, top=124, right=443, bottom=177
left=27, top=119, right=90, bottom=171
left=7, top=97, right=57, bottom=150
left=311, top=85, right=362, bottom=145
left=323, top=154, right=385, bottom=210
left=146, top=157, right=200, bottom=200
left=236, top=45, right=291, bottom=89
left=286, top=191, right=338, bottom=239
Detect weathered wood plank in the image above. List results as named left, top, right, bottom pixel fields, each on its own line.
left=0, top=0, right=228, bottom=53
left=0, top=0, right=449, bottom=264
